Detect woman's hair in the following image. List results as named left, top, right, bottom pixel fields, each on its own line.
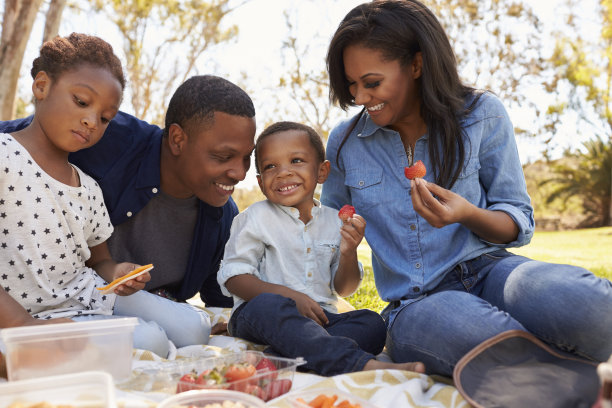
left=255, top=121, right=325, bottom=174
left=31, top=33, right=125, bottom=90
left=163, top=75, right=255, bottom=138
left=326, top=0, right=481, bottom=189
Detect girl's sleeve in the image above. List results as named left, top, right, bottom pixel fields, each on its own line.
left=321, top=124, right=351, bottom=210
left=477, top=95, right=535, bottom=247
left=216, top=209, right=265, bottom=296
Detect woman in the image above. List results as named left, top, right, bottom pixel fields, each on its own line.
left=321, top=0, right=612, bottom=376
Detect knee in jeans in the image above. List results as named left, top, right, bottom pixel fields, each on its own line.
left=175, top=308, right=212, bottom=346
left=133, top=319, right=170, bottom=358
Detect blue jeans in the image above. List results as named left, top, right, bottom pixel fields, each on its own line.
left=73, top=290, right=211, bottom=358
left=229, top=293, right=386, bottom=376
left=385, top=250, right=612, bottom=377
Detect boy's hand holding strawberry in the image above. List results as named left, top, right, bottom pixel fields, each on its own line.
left=338, top=205, right=366, bottom=255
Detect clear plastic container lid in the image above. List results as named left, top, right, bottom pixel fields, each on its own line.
left=0, top=318, right=138, bottom=343
left=0, top=371, right=116, bottom=408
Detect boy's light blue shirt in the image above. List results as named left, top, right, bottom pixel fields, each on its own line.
left=218, top=199, right=363, bottom=314
left=321, top=92, right=534, bottom=306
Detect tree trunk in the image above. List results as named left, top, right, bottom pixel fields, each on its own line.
left=0, top=0, right=44, bottom=120
left=42, top=0, right=67, bottom=44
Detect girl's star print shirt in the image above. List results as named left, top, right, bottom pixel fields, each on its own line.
left=0, top=133, right=115, bottom=319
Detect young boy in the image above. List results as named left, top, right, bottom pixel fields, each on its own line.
left=218, top=122, right=425, bottom=376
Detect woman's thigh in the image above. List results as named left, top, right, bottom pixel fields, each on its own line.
left=481, top=255, right=612, bottom=362
left=386, top=290, right=524, bottom=377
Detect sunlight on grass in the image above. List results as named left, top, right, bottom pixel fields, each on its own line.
left=346, top=227, right=612, bottom=311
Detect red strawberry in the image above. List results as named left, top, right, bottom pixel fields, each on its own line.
left=176, top=372, right=197, bottom=393
left=255, top=357, right=278, bottom=381
left=264, top=378, right=292, bottom=401
left=338, top=205, right=355, bottom=223
left=404, top=160, right=427, bottom=180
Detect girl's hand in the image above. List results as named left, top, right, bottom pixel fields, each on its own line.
left=111, top=262, right=151, bottom=296
left=410, top=178, right=473, bottom=228
left=339, top=214, right=366, bottom=254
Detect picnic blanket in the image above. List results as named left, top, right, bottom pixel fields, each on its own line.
left=113, top=307, right=468, bottom=408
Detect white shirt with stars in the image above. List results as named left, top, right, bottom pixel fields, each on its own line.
left=0, top=133, right=115, bottom=319
left=218, top=199, right=363, bottom=315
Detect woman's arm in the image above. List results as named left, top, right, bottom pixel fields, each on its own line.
left=411, top=178, right=519, bottom=244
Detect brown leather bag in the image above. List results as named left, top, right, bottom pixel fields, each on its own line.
left=453, top=330, right=600, bottom=408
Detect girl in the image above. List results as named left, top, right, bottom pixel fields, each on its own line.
left=0, top=33, right=211, bottom=358
left=322, top=0, right=612, bottom=377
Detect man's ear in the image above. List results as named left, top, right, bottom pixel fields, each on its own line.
left=32, top=71, right=51, bottom=101
left=317, top=160, right=331, bottom=184
left=167, top=123, right=187, bottom=156
left=412, top=52, right=423, bottom=79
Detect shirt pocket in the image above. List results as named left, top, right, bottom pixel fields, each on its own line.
left=344, top=167, right=384, bottom=211
left=452, top=156, right=482, bottom=203
left=313, top=241, right=339, bottom=291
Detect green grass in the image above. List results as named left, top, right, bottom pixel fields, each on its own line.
left=346, top=227, right=612, bottom=312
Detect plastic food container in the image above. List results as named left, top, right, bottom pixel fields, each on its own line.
left=0, top=371, right=116, bottom=408
left=0, top=317, right=138, bottom=381
left=287, top=387, right=380, bottom=408
left=158, top=389, right=267, bottom=408
left=132, top=351, right=304, bottom=401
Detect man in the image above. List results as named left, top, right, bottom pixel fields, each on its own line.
left=0, top=75, right=256, bottom=332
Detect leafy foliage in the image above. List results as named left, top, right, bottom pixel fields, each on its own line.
left=539, top=136, right=612, bottom=226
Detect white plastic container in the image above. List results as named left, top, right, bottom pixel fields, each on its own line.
left=158, top=389, right=267, bottom=408
left=0, top=371, right=116, bottom=408
left=0, top=318, right=137, bottom=381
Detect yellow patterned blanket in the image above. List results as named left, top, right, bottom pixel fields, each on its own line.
left=114, top=307, right=468, bottom=408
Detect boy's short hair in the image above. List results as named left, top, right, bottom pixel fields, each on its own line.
left=163, top=75, right=255, bottom=138
left=255, top=121, right=325, bottom=174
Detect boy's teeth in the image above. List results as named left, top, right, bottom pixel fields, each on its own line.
left=368, top=103, right=384, bottom=111
left=279, top=185, right=297, bottom=191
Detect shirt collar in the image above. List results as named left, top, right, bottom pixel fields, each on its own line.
left=272, top=198, right=322, bottom=222
left=355, top=111, right=429, bottom=142
left=135, top=130, right=162, bottom=190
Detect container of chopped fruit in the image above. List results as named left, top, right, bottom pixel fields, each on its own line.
left=157, top=389, right=267, bottom=408
left=0, top=371, right=116, bottom=408
left=171, top=351, right=305, bottom=402
left=287, top=388, right=380, bottom=408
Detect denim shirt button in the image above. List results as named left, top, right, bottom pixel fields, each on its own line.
left=413, top=287, right=421, bottom=293
left=358, top=180, right=364, bottom=186
left=410, top=224, right=416, bottom=230
left=415, top=263, right=421, bottom=268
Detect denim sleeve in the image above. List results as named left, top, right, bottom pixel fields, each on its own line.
left=217, top=210, right=264, bottom=297
left=321, top=122, right=352, bottom=210
left=475, top=95, right=535, bottom=247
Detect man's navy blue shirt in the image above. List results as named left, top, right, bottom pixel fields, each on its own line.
left=0, top=113, right=236, bottom=307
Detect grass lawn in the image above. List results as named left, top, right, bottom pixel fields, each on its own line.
left=346, top=227, right=612, bottom=312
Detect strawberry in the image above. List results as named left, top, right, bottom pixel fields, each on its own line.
left=176, top=372, right=197, bottom=393
left=404, top=160, right=427, bottom=180
left=338, top=204, right=355, bottom=223
left=255, top=357, right=278, bottom=381
left=264, top=378, right=292, bottom=401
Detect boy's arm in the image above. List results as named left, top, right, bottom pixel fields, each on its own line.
left=86, top=241, right=150, bottom=296
left=333, top=214, right=366, bottom=297
left=225, top=274, right=329, bottom=326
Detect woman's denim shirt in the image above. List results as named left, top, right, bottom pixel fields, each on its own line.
left=321, top=92, right=534, bottom=303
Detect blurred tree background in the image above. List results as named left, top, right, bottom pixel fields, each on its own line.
left=1, top=0, right=611, bottom=227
